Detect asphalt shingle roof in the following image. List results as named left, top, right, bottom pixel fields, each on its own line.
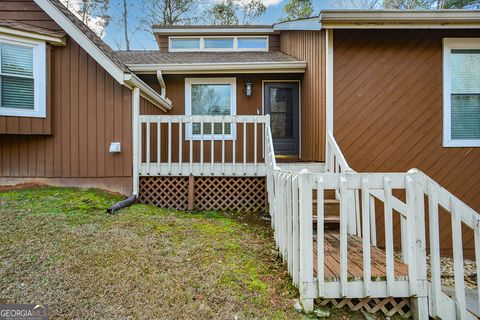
left=114, top=51, right=301, bottom=65
left=0, top=19, right=67, bottom=38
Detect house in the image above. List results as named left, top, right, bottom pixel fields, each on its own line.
left=0, top=1, right=479, bottom=318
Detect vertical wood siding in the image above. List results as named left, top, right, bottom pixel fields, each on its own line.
left=280, top=30, right=325, bottom=162
left=0, top=37, right=133, bottom=179
left=0, top=0, right=61, bottom=30
left=333, top=29, right=480, bottom=255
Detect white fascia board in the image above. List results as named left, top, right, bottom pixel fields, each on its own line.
left=34, top=0, right=126, bottom=84
left=0, top=26, right=66, bottom=45
left=124, top=73, right=172, bottom=112
left=273, top=17, right=321, bottom=31
left=319, top=10, right=480, bottom=28
left=127, top=62, right=307, bottom=74
left=153, top=28, right=275, bottom=34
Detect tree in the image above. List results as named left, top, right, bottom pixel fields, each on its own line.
left=209, top=0, right=266, bottom=25
left=334, top=0, right=381, bottom=9
left=281, top=0, right=313, bottom=22
left=142, top=0, right=197, bottom=27
left=61, top=0, right=111, bottom=37
left=378, top=0, right=478, bottom=8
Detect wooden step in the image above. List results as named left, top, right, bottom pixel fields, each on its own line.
left=313, top=199, right=340, bottom=224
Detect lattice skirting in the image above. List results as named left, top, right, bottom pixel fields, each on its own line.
left=138, top=176, right=266, bottom=212
left=317, top=297, right=411, bottom=318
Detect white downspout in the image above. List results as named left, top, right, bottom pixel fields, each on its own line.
left=156, top=69, right=172, bottom=104
left=132, top=86, right=140, bottom=195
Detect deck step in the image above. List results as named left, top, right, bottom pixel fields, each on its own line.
left=313, top=199, right=340, bottom=224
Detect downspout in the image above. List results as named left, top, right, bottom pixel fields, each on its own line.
left=156, top=69, right=172, bottom=105
left=107, top=86, right=141, bottom=214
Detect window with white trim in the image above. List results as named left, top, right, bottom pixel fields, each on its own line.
left=170, top=36, right=268, bottom=52
left=185, top=78, right=236, bottom=140
left=443, top=38, right=480, bottom=147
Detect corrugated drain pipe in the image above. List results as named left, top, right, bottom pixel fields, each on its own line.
left=107, top=85, right=142, bottom=215
left=107, top=194, right=137, bottom=214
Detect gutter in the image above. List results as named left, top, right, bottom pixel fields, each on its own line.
left=127, top=61, right=307, bottom=74
left=124, top=73, right=172, bottom=112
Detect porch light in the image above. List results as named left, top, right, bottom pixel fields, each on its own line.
left=245, top=80, right=253, bottom=96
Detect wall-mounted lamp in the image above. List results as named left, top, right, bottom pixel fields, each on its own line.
left=245, top=80, right=253, bottom=97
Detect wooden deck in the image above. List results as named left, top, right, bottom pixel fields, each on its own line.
left=314, top=232, right=409, bottom=281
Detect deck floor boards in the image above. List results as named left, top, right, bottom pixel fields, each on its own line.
left=314, top=231, right=409, bottom=281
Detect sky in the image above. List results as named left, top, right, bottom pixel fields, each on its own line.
left=103, top=0, right=338, bottom=51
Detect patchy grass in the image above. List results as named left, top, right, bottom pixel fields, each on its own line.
left=0, top=187, right=302, bottom=319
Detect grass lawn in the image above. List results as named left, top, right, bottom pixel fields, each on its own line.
left=0, top=187, right=303, bottom=319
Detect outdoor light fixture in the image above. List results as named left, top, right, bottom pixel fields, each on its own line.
left=245, top=81, right=253, bottom=96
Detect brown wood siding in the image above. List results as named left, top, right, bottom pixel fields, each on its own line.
left=333, top=29, right=480, bottom=256
left=269, top=33, right=280, bottom=51
left=156, top=35, right=169, bottom=52
left=138, top=73, right=303, bottom=164
left=0, top=37, right=133, bottom=180
left=0, top=0, right=61, bottom=30
left=0, top=45, right=53, bottom=135
left=280, top=30, right=326, bottom=162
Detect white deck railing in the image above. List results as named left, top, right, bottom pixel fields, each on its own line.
left=138, top=115, right=269, bottom=176
left=267, top=129, right=480, bottom=319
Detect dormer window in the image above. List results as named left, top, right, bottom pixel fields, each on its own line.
left=169, top=36, right=268, bottom=52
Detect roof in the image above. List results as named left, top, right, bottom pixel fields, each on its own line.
left=32, top=0, right=172, bottom=110
left=44, top=0, right=128, bottom=72
left=0, top=19, right=66, bottom=38
left=152, top=24, right=272, bottom=29
left=115, top=51, right=300, bottom=65
left=114, top=51, right=306, bottom=74
left=152, top=24, right=276, bottom=35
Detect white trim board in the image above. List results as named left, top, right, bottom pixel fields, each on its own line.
left=0, top=26, right=65, bottom=46
left=442, top=38, right=480, bottom=148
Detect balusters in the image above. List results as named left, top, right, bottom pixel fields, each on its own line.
left=146, top=120, right=150, bottom=173
left=361, top=178, right=371, bottom=297
left=317, top=177, right=325, bottom=297
left=221, top=117, right=225, bottom=175
left=405, top=176, right=417, bottom=296
left=168, top=118, right=172, bottom=174
left=383, top=176, right=394, bottom=297
left=200, top=118, right=204, bottom=174
left=157, top=119, right=161, bottom=173
left=178, top=117, right=182, bottom=174
left=189, top=116, right=192, bottom=173
left=254, top=117, right=257, bottom=175
left=211, top=118, right=214, bottom=175
left=339, top=176, right=348, bottom=297
left=243, top=119, right=246, bottom=175
left=451, top=199, right=467, bottom=317
left=428, top=182, right=441, bottom=317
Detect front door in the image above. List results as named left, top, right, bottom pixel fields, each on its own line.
left=264, top=82, right=300, bottom=156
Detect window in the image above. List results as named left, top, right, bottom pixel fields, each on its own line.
left=0, top=35, right=46, bottom=118
left=185, top=78, right=236, bottom=140
left=443, top=38, right=480, bottom=147
left=170, top=38, right=200, bottom=50
left=204, top=38, right=234, bottom=49
left=238, top=37, right=268, bottom=50
left=169, top=36, right=268, bottom=52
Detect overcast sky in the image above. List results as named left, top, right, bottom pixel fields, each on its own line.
left=104, top=0, right=338, bottom=50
